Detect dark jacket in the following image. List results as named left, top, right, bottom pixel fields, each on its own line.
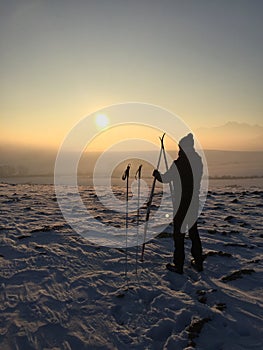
left=156, top=148, right=203, bottom=214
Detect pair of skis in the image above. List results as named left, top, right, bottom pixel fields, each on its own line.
left=122, top=133, right=173, bottom=271
left=141, top=133, right=174, bottom=261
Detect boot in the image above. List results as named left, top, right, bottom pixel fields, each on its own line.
left=166, top=263, right=183, bottom=275
left=191, top=259, right=203, bottom=272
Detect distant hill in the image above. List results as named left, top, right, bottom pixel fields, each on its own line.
left=195, top=122, right=263, bottom=151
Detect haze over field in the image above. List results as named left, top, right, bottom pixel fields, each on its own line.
left=0, top=124, right=262, bottom=180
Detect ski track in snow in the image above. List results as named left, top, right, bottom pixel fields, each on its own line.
left=0, top=182, right=262, bottom=349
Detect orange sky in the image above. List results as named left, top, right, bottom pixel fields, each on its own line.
left=1, top=1, right=263, bottom=151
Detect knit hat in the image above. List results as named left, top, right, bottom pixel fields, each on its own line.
left=179, top=133, right=194, bottom=149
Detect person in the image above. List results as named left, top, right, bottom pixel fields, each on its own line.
left=153, top=133, right=204, bottom=274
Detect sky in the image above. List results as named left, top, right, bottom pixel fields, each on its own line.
left=1, top=0, right=263, bottom=151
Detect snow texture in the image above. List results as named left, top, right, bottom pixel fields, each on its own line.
left=0, top=180, right=262, bottom=349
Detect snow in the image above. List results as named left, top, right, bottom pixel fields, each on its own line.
left=0, top=179, right=262, bottom=349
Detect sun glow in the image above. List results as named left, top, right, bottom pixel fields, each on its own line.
left=95, top=114, right=109, bottom=129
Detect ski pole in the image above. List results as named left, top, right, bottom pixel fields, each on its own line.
left=135, top=164, right=142, bottom=275
left=122, top=164, right=131, bottom=280
left=141, top=133, right=165, bottom=261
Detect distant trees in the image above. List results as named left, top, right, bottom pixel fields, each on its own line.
left=0, top=165, right=28, bottom=177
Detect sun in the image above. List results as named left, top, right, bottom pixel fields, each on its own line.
left=95, top=114, right=109, bottom=129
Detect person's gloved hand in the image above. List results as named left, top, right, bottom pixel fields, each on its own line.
left=152, top=169, right=160, bottom=178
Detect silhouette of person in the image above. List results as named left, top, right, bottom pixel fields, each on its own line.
left=153, top=133, right=204, bottom=274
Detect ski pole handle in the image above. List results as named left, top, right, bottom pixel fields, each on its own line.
left=135, top=164, right=143, bottom=180
left=122, top=163, right=131, bottom=181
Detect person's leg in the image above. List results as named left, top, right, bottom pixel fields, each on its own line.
left=172, top=217, right=185, bottom=273
left=189, top=221, right=203, bottom=270
left=173, top=233, right=185, bottom=269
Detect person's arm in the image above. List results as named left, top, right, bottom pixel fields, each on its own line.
left=152, top=162, right=175, bottom=183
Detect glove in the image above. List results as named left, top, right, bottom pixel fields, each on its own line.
left=152, top=169, right=160, bottom=178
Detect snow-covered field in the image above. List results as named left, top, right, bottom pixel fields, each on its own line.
left=0, top=179, right=262, bottom=349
